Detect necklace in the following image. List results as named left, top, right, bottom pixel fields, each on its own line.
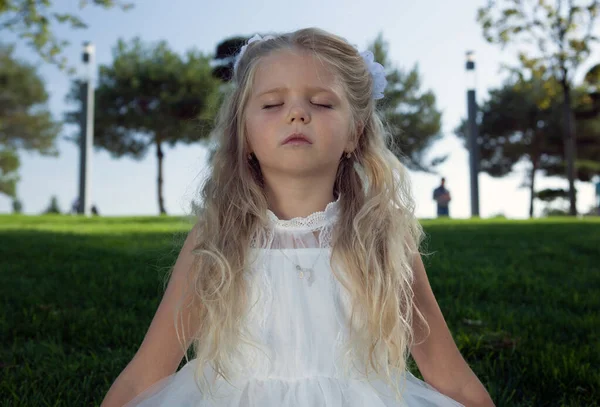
left=278, top=249, right=322, bottom=286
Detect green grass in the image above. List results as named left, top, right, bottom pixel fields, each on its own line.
left=1, top=215, right=599, bottom=406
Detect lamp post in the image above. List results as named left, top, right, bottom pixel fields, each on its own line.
left=466, top=50, right=480, bottom=217
left=78, top=42, right=95, bottom=216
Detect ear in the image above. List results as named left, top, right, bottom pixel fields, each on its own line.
left=355, top=120, right=364, bottom=137
left=345, top=120, right=363, bottom=152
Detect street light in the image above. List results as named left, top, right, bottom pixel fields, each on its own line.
left=466, top=51, right=476, bottom=89
left=78, top=41, right=95, bottom=216
left=466, top=50, right=480, bottom=217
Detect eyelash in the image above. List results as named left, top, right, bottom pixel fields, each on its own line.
left=262, top=103, right=333, bottom=109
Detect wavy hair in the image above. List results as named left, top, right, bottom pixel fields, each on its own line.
left=174, top=27, right=428, bottom=402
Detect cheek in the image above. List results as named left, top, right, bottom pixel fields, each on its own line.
left=326, top=116, right=353, bottom=145
left=245, top=115, right=261, bottom=143
left=246, top=116, right=272, bottom=152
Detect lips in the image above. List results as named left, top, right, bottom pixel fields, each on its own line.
left=282, top=133, right=313, bottom=145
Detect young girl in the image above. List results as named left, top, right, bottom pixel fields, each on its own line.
left=102, top=27, right=494, bottom=407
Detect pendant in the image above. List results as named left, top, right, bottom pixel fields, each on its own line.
left=296, top=265, right=314, bottom=286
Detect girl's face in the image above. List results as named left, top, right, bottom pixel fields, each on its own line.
left=245, top=49, right=355, bottom=179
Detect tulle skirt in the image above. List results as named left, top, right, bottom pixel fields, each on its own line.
left=124, top=358, right=464, bottom=407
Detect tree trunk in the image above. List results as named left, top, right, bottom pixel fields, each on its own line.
left=529, top=155, right=538, bottom=219
left=156, top=137, right=167, bottom=215
left=561, top=80, right=577, bottom=216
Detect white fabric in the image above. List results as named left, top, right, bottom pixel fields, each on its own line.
left=125, top=197, right=464, bottom=406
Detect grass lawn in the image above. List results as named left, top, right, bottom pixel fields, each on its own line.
left=1, top=215, right=599, bottom=406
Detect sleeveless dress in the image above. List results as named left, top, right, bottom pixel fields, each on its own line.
left=124, top=198, right=464, bottom=406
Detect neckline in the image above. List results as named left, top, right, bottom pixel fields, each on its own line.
left=266, top=196, right=340, bottom=231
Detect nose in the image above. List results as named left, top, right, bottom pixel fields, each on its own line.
left=286, top=104, right=311, bottom=124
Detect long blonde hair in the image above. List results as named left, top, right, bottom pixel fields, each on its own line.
left=175, top=27, right=427, bottom=401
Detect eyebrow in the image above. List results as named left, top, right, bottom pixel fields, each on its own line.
left=255, top=86, right=338, bottom=98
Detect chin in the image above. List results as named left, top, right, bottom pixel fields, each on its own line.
left=263, top=160, right=327, bottom=177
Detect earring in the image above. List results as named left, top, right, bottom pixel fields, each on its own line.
left=248, top=153, right=253, bottom=161
left=346, top=152, right=352, bottom=159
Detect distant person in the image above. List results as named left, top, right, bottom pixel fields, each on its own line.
left=91, top=205, right=100, bottom=216
left=433, top=177, right=451, bottom=217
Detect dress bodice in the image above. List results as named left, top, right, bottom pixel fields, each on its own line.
left=237, top=196, right=358, bottom=381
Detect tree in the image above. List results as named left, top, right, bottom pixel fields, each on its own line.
left=209, top=33, right=445, bottom=171
left=540, top=84, right=600, bottom=181
left=211, top=36, right=248, bottom=82
left=456, top=73, right=558, bottom=217
left=65, top=37, right=221, bottom=215
left=43, top=195, right=61, bottom=214
left=455, top=70, right=600, bottom=217
left=477, top=0, right=600, bottom=215
left=0, top=0, right=133, bottom=73
left=0, top=43, right=61, bottom=198
left=12, top=197, right=23, bottom=213
left=0, top=148, right=19, bottom=197
left=580, top=63, right=600, bottom=119
left=536, top=188, right=574, bottom=216
left=369, top=34, right=445, bottom=172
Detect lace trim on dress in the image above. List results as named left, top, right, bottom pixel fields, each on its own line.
left=250, top=197, right=340, bottom=249
left=265, top=196, right=340, bottom=231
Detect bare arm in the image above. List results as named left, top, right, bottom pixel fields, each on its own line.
left=410, top=253, right=494, bottom=407
left=101, top=223, right=202, bottom=407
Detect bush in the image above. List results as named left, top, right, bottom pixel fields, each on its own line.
left=43, top=195, right=61, bottom=215
left=12, top=198, right=23, bottom=214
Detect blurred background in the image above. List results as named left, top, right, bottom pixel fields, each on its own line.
left=2, top=0, right=599, bottom=219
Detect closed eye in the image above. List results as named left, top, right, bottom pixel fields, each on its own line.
left=262, top=103, right=333, bottom=109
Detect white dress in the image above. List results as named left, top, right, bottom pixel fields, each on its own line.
left=125, top=198, right=464, bottom=407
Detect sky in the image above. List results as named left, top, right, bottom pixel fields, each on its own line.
left=1, top=0, right=599, bottom=219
